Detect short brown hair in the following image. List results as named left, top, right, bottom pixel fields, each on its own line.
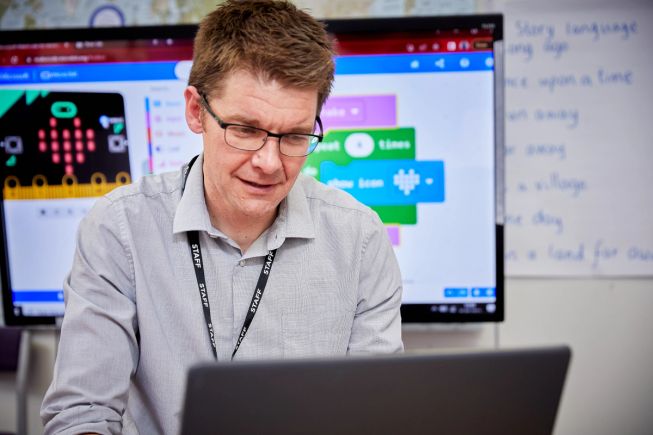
left=189, top=0, right=335, bottom=111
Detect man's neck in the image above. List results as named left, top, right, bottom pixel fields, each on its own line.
left=205, top=197, right=276, bottom=254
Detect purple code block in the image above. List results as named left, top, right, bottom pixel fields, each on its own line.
left=321, top=95, right=396, bottom=130
left=386, top=226, right=400, bottom=246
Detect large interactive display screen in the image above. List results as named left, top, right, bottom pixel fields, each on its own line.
left=0, top=16, right=503, bottom=325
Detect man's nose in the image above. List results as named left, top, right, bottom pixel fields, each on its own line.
left=252, top=136, right=283, bottom=174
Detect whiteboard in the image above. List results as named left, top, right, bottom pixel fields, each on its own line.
left=499, top=2, right=653, bottom=276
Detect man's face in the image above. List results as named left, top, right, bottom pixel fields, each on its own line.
left=184, top=70, right=318, bottom=227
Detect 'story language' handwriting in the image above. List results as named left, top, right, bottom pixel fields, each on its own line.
left=512, top=172, right=587, bottom=198
left=508, top=19, right=638, bottom=62
left=504, top=243, right=653, bottom=267
left=513, top=19, right=638, bottom=41
left=507, top=108, right=580, bottom=129
left=506, top=40, right=569, bottom=61
left=506, top=142, right=567, bottom=161
left=505, top=210, right=564, bottom=234
left=534, top=172, right=587, bottom=197
left=565, top=20, right=638, bottom=41
left=506, top=69, right=634, bottom=92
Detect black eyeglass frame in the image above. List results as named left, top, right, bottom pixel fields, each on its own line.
left=199, top=94, right=324, bottom=157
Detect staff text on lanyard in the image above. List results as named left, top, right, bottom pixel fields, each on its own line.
left=182, top=156, right=277, bottom=360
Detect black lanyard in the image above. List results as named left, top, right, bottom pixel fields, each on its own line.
left=182, top=156, right=277, bottom=360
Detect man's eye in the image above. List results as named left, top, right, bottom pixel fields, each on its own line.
left=284, top=134, right=309, bottom=146
left=230, top=126, right=261, bottom=137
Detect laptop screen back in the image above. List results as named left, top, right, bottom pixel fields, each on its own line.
left=181, top=346, right=571, bottom=435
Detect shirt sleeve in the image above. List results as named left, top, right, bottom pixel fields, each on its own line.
left=347, top=214, right=404, bottom=354
left=40, top=196, right=138, bottom=435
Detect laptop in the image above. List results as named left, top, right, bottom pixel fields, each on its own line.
left=180, top=346, right=571, bottom=435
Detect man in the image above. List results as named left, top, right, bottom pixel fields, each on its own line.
left=41, top=1, right=403, bottom=434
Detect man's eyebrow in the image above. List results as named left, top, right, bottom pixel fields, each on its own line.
left=222, top=113, right=261, bottom=127
left=285, top=126, right=315, bottom=135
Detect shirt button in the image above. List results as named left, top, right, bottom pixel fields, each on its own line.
left=239, top=260, right=246, bottom=267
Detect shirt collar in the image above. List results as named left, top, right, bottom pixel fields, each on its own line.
left=172, top=154, right=315, bottom=246
left=172, top=153, right=221, bottom=236
left=270, top=174, right=315, bottom=246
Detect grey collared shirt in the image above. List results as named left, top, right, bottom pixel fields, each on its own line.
left=41, top=153, right=403, bottom=435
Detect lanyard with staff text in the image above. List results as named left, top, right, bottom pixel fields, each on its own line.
left=182, top=155, right=277, bottom=360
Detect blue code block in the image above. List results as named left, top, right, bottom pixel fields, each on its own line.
left=320, top=159, right=445, bottom=206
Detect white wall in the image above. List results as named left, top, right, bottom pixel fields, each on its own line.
left=500, top=279, right=653, bottom=435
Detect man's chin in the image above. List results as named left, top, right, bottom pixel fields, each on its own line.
left=236, top=200, right=280, bottom=221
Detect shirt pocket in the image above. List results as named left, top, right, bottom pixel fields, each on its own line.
left=282, top=278, right=355, bottom=358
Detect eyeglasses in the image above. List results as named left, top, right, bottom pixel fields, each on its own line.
left=199, top=94, right=323, bottom=157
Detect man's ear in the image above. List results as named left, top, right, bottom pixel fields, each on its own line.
left=184, top=86, right=204, bottom=134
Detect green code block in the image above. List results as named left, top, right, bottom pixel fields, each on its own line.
left=304, top=127, right=416, bottom=178
left=303, top=127, right=418, bottom=225
left=371, top=205, right=417, bottom=225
